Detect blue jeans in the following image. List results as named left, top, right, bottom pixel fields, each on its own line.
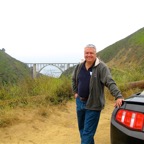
left=76, top=97, right=101, bottom=144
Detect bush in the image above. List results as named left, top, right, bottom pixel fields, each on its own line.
left=0, top=76, right=73, bottom=109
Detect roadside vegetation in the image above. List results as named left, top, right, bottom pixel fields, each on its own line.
left=105, top=66, right=144, bottom=101
left=0, top=76, right=72, bottom=127
left=0, top=66, right=144, bottom=128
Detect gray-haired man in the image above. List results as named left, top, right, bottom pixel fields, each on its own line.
left=72, top=44, right=123, bottom=144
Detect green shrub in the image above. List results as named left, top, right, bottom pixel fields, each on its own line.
left=0, top=76, right=73, bottom=109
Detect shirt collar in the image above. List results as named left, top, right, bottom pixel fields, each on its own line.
left=94, top=58, right=100, bottom=67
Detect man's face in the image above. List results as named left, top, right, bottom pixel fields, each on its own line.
left=84, top=47, right=96, bottom=63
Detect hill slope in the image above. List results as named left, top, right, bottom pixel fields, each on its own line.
left=63, top=27, right=144, bottom=77
left=97, top=27, right=144, bottom=68
left=0, top=50, right=31, bottom=84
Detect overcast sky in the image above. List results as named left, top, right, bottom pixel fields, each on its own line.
left=0, top=0, right=144, bottom=63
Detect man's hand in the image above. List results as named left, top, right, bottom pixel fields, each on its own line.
left=74, top=93, right=78, bottom=99
left=114, top=98, right=124, bottom=108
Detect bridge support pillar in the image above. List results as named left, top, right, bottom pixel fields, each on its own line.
left=33, top=64, right=37, bottom=78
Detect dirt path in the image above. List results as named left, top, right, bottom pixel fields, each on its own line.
left=0, top=100, right=114, bottom=144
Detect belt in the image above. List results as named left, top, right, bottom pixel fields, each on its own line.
left=79, top=96, right=88, bottom=101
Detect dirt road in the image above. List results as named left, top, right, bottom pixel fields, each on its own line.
left=0, top=100, right=114, bottom=144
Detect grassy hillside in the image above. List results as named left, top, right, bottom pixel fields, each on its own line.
left=0, top=50, right=31, bottom=84
left=62, top=27, right=144, bottom=84
left=97, top=27, right=144, bottom=68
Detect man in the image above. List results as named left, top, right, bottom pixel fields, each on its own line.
left=72, top=44, right=123, bottom=144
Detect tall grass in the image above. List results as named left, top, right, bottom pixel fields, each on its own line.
left=0, top=66, right=144, bottom=127
left=0, top=75, right=73, bottom=127
left=107, top=66, right=144, bottom=100
left=0, top=76, right=73, bottom=109
left=0, top=66, right=143, bottom=108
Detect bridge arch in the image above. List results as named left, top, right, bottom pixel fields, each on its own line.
left=38, top=64, right=64, bottom=77
left=26, top=63, right=78, bottom=78
left=38, top=64, right=63, bottom=74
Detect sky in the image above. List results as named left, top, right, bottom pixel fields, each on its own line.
left=0, top=0, right=144, bottom=63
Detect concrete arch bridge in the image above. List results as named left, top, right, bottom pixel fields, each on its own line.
left=26, top=63, right=78, bottom=78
